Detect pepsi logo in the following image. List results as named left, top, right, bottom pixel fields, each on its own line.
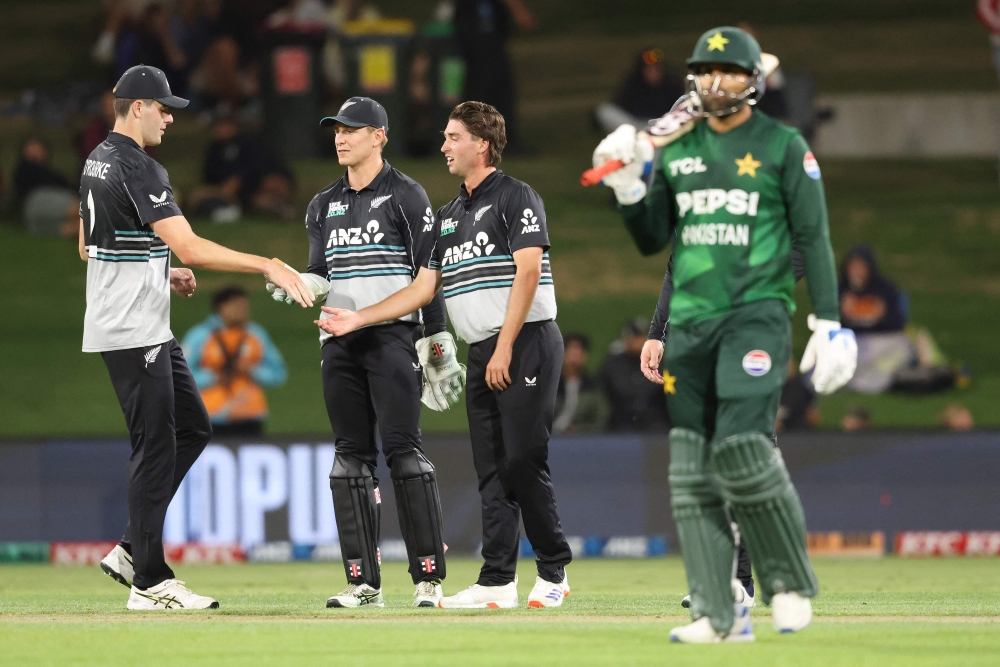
left=742, top=350, right=772, bottom=377
left=803, top=151, right=821, bottom=180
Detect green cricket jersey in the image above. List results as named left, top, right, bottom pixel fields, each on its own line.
left=620, top=110, right=839, bottom=327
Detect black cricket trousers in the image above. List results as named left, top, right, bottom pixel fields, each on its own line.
left=465, top=320, right=572, bottom=586
left=102, top=339, right=212, bottom=590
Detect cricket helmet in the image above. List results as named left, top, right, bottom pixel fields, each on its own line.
left=685, top=27, right=766, bottom=117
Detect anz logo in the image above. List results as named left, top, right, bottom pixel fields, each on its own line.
left=421, top=207, right=434, bottom=233
left=326, top=220, right=384, bottom=247
left=441, top=232, right=495, bottom=266
left=520, top=208, right=540, bottom=234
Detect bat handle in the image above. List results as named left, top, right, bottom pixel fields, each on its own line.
left=580, top=160, right=624, bottom=187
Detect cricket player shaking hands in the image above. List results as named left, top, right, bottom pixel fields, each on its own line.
left=322, top=101, right=573, bottom=610
left=593, top=27, right=857, bottom=642
left=270, top=97, right=462, bottom=608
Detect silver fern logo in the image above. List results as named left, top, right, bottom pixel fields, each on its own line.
left=144, top=345, right=162, bottom=367
left=474, top=205, right=492, bottom=223
left=369, top=194, right=392, bottom=210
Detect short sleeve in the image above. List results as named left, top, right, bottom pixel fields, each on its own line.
left=127, top=160, right=182, bottom=225
left=429, top=205, right=446, bottom=270
left=504, top=184, right=550, bottom=253
left=306, top=195, right=327, bottom=278
left=398, top=184, right=438, bottom=271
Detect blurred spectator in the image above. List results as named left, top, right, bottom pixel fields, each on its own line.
left=188, top=115, right=296, bottom=220
left=600, top=318, right=671, bottom=432
left=594, top=48, right=685, bottom=134
left=938, top=403, right=974, bottom=431
left=977, top=0, right=1000, bottom=86
left=839, top=244, right=910, bottom=393
left=14, top=138, right=79, bottom=237
left=265, top=0, right=328, bottom=27
left=775, top=359, right=819, bottom=432
left=453, top=0, right=536, bottom=151
left=553, top=333, right=608, bottom=433
left=841, top=405, right=871, bottom=432
left=188, top=35, right=260, bottom=114
left=737, top=22, right=788, bottom=121
left=170, top=0, right=222, bottom=82
left=181, top=286, right=287, bottom=437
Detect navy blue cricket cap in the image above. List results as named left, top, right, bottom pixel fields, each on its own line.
left=113, top=65, right=189, bottom=108
left=320, top=97, right=388, bottom=133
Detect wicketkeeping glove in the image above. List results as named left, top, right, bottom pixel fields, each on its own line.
left=799, top=314, right=858, bottom=395
left=416, top=332, right=466, bottom=411
left=266, top=271, right=331, bottom=305
left=592, top=124, right=654, bottom=205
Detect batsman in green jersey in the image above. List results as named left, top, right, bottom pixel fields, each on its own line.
left=593, top=27, right=857, bottom=643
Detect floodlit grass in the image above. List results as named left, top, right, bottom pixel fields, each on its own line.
left=1, top=558, right=999, bottom=666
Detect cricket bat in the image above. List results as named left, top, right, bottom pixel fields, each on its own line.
left=581, top=53, right=779, bottom=187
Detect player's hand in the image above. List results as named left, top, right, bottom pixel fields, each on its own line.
left=640, top=339, right=665, bottom=384
left=416, top=332, right=466, bottom=410
left=264, top=258, right=313, bottom=308
left=315, top=307, right=363, bottom=337
left=485, top=344, right=513, bottom=391
left=268, top=272, right=330, bottom=305
left=592, top=124, right=653, bottom=205
left=799, top=315, right=858, bottom=395
left=169, top=267, right=196, bottom=297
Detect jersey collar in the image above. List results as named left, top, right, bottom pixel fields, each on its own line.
left=459, top=169, right=502, bottom=203
left=343, top=160, right=391, bottom=193
left=107, top=131, right=143, bottom=151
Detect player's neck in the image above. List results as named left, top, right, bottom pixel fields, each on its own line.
left=347, top=154, right=384, bottom=190
left=112, top=119, right=146, bottom=148
left=463, top=165, right=496, bottom=196
left=707, top=105, right=753, bottom=134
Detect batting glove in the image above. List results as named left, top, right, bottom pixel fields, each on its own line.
left=416, top=332, right=466, bottom=411
left=799, top=314, right=858, bottom=395
left=267, top=271, right=331, bottom=305
left=592, top=124, right=654, bottom=205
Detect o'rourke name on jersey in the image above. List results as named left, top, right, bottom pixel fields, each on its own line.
left=676, top=189, right=760, bottom=218
left=680, top=223, right=750, bottom=247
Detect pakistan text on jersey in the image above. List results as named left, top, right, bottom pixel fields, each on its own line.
left=676, top=189, right=760, bottom=218
left=680, top=223, right=750, bottom=247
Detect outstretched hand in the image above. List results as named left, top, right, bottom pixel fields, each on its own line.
left=315, top=307, right=364, bottom=337
left=170, top=267, right=196, bottom=297
left=264, top=258, right=314, bottom=308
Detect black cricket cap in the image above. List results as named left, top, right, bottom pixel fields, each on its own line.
left=113, top=65, right=189, bottom=109
left=320, top=97, right=388, bottom=133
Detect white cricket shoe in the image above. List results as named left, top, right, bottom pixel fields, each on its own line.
left=527, top=573, right=570, bottom=608
left=99, top=544, right=133, bottom=588
left=437, top=577, right=518, bottom=609
left=772, top=591, right=812, bottom=633
left=681, top=580, right=755, bottom=609
left=413, top=580, right=443, bottom=607
left=126, top=579, right=218, bottom=610
left=326, top=583, right=384, bottom=608
left=669, top=604, right=755, bottom=644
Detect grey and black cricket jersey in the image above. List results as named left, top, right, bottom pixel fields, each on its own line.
left=306, top=161, right=439, bottom=342
left=80, top=132, right=182, bottom=352
left=431, top=170, right=556, bottom=344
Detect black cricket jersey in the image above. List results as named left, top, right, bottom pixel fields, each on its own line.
left=306, top=161, right=443, bottom=342
left=80, top=132, right=183, bottom=352
left=432, top=170, right=556, bottom=344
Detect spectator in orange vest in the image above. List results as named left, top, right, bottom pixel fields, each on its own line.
left=181, top=285, right=287, bottom=437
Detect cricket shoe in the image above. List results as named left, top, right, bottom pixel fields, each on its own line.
left=527, top=573, right=570, bottom=608
left=681, top=580, right=755, bottom=610
left=126, top=579, right=219, bottom=610
left=437, top=577, right=518, bottom=609
left=326, top=583, right=384, bottom=608
left=669, top=604, right=755, bottom=644
left=413, top=580, right=443, bottom=607
left=99, top=544, right=133, bottom=588
left=772, top=591, right=812, bottom=633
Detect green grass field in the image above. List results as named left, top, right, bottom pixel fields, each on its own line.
left=2, top=558, right=999, bottom=666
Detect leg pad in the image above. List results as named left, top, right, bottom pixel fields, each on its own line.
left=391, top=450, right=447, bottom=583
left=330, top=453, right=381, bottom=588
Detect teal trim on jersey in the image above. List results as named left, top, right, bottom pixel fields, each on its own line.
left=327, top=267, right=413, bottom=280
left=443, top=276, right=554, bottom=298
left=114, top=230, right=156, bottom=237
left=324, top=243, right=406, bottom=256
left=95, top=253, right=154, bottom=262
left=440, top=254, right=515, bottom=272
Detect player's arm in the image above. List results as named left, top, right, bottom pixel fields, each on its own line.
left=78, top=218, right=87, bottom=261
left=485, top=245, right=543, bottom=390
left=618, top=165, right=677, bottom=255
left=151, top=215, right=313, bottom=307
left=317, top=267, right=442, bottom=335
